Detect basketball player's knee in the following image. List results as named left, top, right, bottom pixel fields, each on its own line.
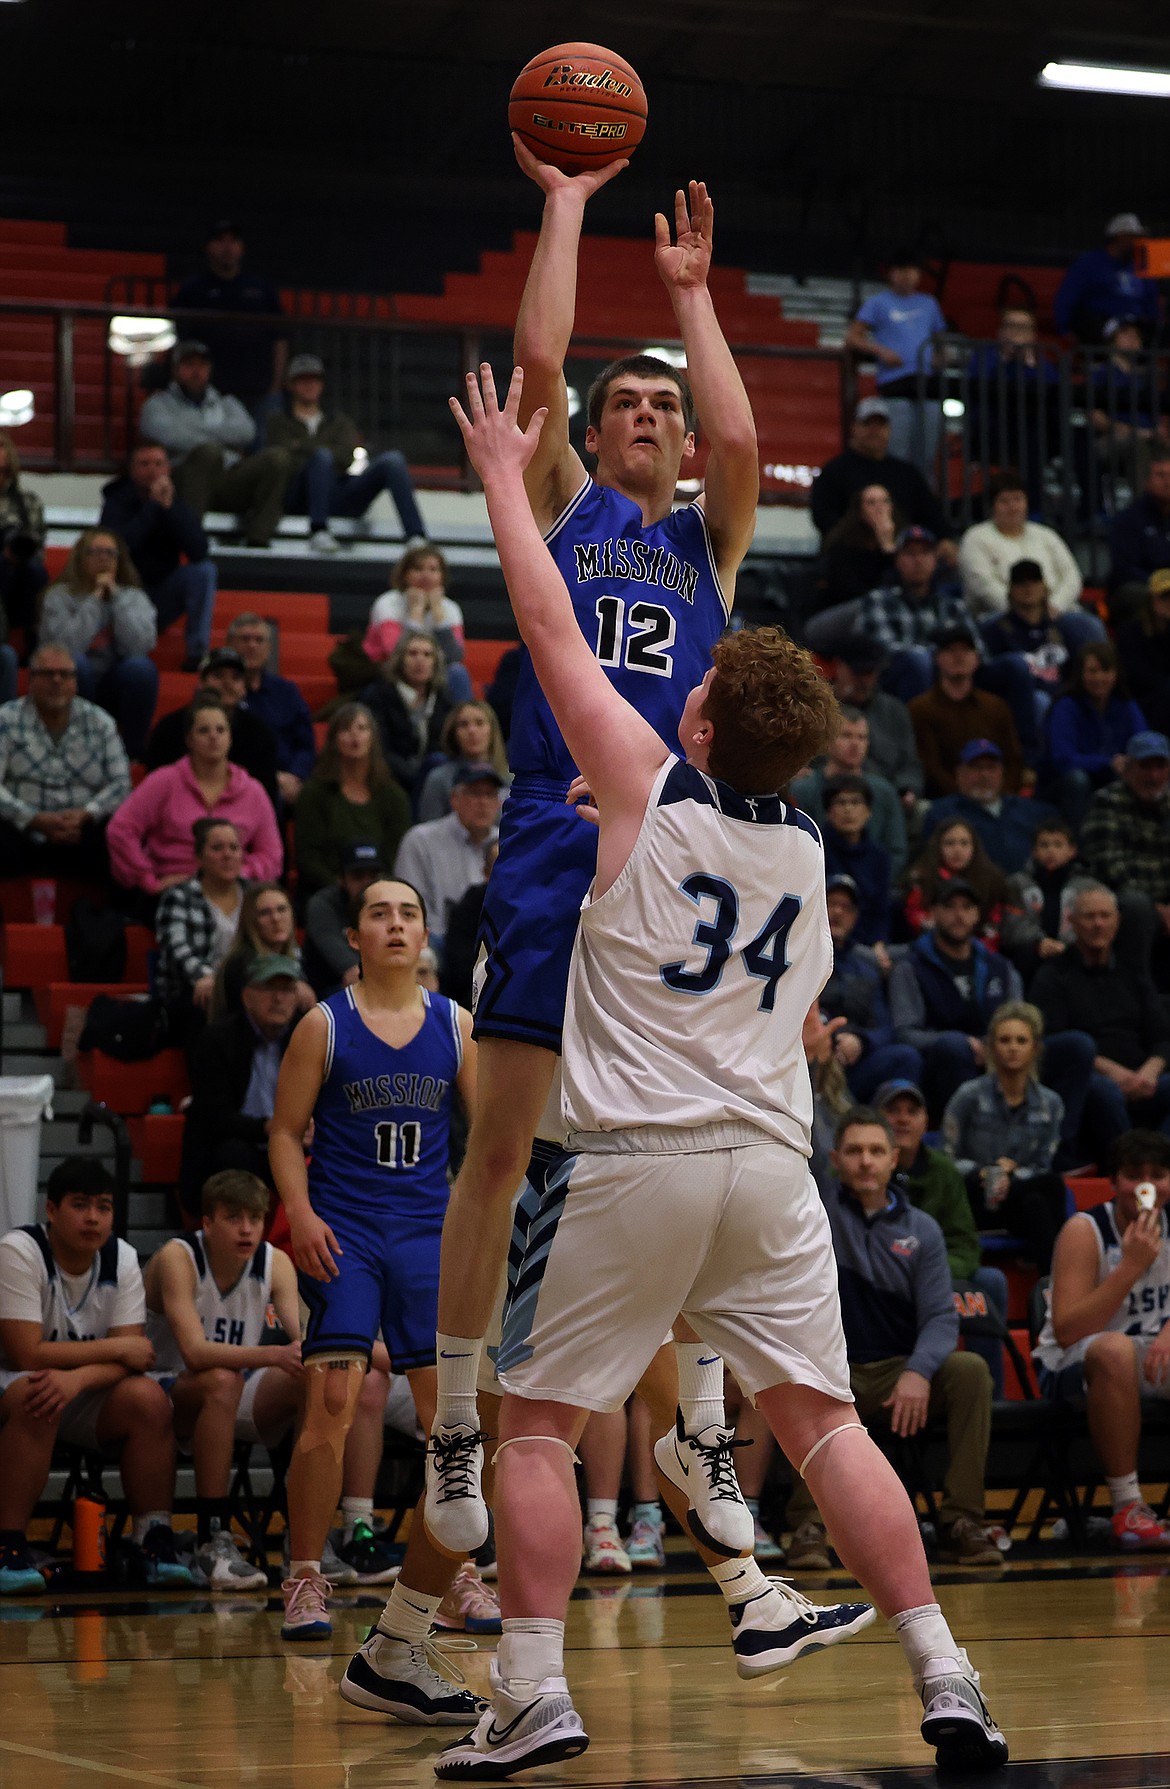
left=195, top=1367, right=245, bottom=1412
left=122, top=1374, right=175, bottom=1433
left=1085, top=1330, right=1140, bottom=1384
left=301, top=1358, right=365, bottom=1463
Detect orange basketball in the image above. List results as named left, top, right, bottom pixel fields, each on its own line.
left=509, top=42, right=647, bottom=175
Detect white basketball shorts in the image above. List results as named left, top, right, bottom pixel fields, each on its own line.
left=496, top=1139, right=852, bottom=1413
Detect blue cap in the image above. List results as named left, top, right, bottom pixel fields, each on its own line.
left=1127, top=730, right=1170, bottom=761
left=873, top=1079, right=926, bottom=1110
left=958, top=737, right=1003, bottom=764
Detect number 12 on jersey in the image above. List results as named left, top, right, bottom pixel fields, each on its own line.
left=660, top=875, right=801, bottom=1012
left=595, top=596, right=676, bottom=676
left=374, top=1121, right=422, bottom=1170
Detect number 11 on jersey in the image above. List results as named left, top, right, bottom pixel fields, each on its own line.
left=374, top=1121, right=422, bottom=1169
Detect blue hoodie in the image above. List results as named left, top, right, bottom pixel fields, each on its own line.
left=820, top=1180, right=958, bottom=1379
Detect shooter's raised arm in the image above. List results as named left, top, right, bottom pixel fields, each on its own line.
left=656, top=181, right=759, bottom=587
left=511, top=138, right=627, bottom=526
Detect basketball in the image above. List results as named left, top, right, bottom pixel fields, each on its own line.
left=509, top=42, right=647, bottom=176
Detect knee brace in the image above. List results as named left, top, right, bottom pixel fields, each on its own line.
left=300, top=1356, right=367, bottom=1466
left=799, top=1420, right=866, bottom=1479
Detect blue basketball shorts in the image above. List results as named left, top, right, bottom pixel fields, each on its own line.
left=473, top=781, right=596, bottom=1053
left=298, top=1207, right=443, bottom=1372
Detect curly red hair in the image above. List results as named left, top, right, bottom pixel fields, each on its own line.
left=702, top=626, right=839, bottom=795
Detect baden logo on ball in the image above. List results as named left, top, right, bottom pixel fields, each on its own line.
left=510, top=41, right=647, bottom=176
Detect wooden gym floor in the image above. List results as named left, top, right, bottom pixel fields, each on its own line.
left=1, top=1550, right=1168, bottom=1789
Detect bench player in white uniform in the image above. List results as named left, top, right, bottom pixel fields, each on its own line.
left=1035, top=1128, right=1170, bottom=1550
left=432, top=366, right=1009, bottom=1780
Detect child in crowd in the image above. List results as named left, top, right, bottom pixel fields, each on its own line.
left=904, top=818, right=1008, bottom=946
left=999, top=819, right=1093, bottom=983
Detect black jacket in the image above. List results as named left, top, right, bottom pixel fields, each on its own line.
left=361, top=679, right=454, bottom=790
left=180, top=1010, right=290, bottom=1206
left=1031, top=948, right=1170, bottom=1070
left=146, top=705, right=280, bottom=812
left=1107, top=493, right=1170, bottom=594
left=810, top=447, right=951, bottom=541
left=99, top=477, right=209, bottom=589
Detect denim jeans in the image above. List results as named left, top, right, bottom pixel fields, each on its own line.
left=149, top=561, right=218, bottom=660
left=74, top=654, right=159, bottom=760
left=291, top=448, right=426, bottom=539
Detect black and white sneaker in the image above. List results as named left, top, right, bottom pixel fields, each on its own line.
left=919, top=1650, right=1009, bottom=1768
left=425, top=1424, right=491, bottom=1556
left=730, top=1576, right=875, bottom=1678
left=340, top=1625, right=487, bottom=1725
left=434, top=1659, right=588, bottom=1780
left=653, top=1410, right=754, bottom=1557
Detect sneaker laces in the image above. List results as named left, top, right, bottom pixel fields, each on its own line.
left=284, top=1574, right=328, bottom=1621
left=429, top=1428, right=490, bottom=1503
left=409, top=1632, right=478, bottom=1689
left=764, top=1574, right=824, bottom=1627
left=690, top=1431, right=751, bottom=1501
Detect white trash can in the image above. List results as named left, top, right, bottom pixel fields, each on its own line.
left=0, top=1075, right=55, bottom=1232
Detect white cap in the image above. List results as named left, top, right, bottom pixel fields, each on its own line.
left=1105, top=211, right=1146, bottom=237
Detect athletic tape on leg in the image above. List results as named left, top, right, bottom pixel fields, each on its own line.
left=492, top=1436, right=580, bottom=1466
left=799, top=1421, right=865, bottom=1479
left=302, top=1357, right=366, bottom=1466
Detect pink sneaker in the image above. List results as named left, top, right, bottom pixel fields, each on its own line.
left=281, top=1572, right=332, bottom=1641
left=433, top=1563, right=502, bottom=1634
left=1112, top=1502, right=1170, bottom=1551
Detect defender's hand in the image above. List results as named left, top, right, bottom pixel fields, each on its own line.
left=512, top=134, right=628, bottom=202
left=566, top=775, right=600, bottom=827
left=655, top=180, right=714, bottom=293
left=449, top=364, right=548, bottom=484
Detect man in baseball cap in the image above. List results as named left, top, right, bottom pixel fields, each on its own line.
left=809, top=387, right=953, bottom=551
left=142, top=645, right=279, bottom=807
left=1079, top=729, right=1170, bottom=925
left=922, top=736, right=1060, bottom=875
left=302, top=842, right=387, bottom=999
left=1055, top=209, right=1159, bottom=344
left=821, top=876, right=923, bottom=1102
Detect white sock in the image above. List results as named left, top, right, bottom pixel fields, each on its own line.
left=586, top=1499, right=618, bottom=1524
left=891, top=1603, right=962, bottom=1680
left=498, top=1617, right=565, bottom=1688
left=1107, top=1472, right=1142, bottom=1512
left=378, top=1580, right=442, bottom=1645
left=709, top=1555, right=769, bottom=1605
left=435, top=1333, right=482, bottom=1429
left=341, top=1496, right=374, bottom=1538
left=290, top=1558, right=321, bottom=1577
left=132, top=1511, right=171, bottom=1544
left=675, top=1342, right=725, bottom=1436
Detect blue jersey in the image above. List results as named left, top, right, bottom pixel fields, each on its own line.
left=507, top=479, right=731, bottom=783
left=308, top=986, right=462, bottom=1225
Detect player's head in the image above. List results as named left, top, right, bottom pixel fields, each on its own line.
left=678, top=626, right=839, bottom=796
left=45, top=1156, right=116, bottom=1258
left=585, top=354, right=697, bottom=493
left=347, top=877, right=429, bottom=972
left=201, top=1170, right=268, bottom=1259
left=1111, top=1130, right=1170, bottom=1218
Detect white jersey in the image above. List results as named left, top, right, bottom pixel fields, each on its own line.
left=146, top=1236, right=274, bottom=1378
left=0, top=1224, right=144, bottom=1374
left=1035, top=1201, right=1170, bottom=1371
left=562, top=757, right=831, bottom=1154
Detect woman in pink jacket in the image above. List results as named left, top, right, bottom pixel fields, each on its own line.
left=107, top=693, right=283, bottom=900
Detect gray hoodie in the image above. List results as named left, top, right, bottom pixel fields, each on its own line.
left=40, top=582, right=158, bottom=662
left=139, top=381, right=254, bottom=466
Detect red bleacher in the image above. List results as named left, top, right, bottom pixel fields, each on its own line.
left=76, top=1046, right=189, bottom=1115
left=0, top=922, right=153, bottom=988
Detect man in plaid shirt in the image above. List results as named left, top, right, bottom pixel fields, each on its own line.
left=0, top=641, right=131, bottom=880
left=1080, top=731, right=1170, bottom=978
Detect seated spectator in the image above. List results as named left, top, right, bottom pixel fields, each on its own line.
left=822, top=873, right=921, bottom=1100
left=789, top=705, right=907, bottom=880
left=878, top=1080, right=1008, bottom=1398
left=958, top=472, right=1083, bottom=616
left=1116, top=569, right=1170, bottom=735
left=808, top=397, right=953, bottom=548
left=294, top=702, right=411, bottom=901
left=1107, top=448, right=1170, bottom=628
left=268, top=354, right=427, bottom=554
left=139, top=342, right=289, bottom=549
left=980, top=560, right=1103, bottom=709
left=223, top=613, right=316, bottom=805
left=910, top=642, right=1025, bottom=799
left=1045, top=643, right=1147, bottom=829
left=99, top=441, right=217, bottom=671
left=820, top=774, right=891, bottom=946
left=179, top=958, right=300, bottom=1217
left=921, top=738, right=1058, bottom=874
left=0, top=430, right=47, bottom=637
left=363, top=632, right=454, bottom=793
left=784, top=1106, right=1001, bottom=1570
left=1034, top=1128, right=1170, bottom=1551
left=0, top=1157, right=193, bottom=1594
left=40, top=528, right=159, bottom=758
left=816, top=484, right=901, bottom=608
left=1079, top=731, right=1170, bottom=979
left=903, top=818, right=1008, bottom=945
left=965, top=308, right=1058, bottom=510
left=154, top=818, right=246, bottom=1039
left=107, top=694, right=282, bottom=905
left=302, top=841, right=383, bottom=997
left=1086, top=318, right=1166, bottom=494
left=440, top=841, right=497, bottom=1013
left=394, top=762, right=503, bottom=952
left=1000, top=819, right=1093, bottom=984
left=364, top=545, right=473, bottom=705
left=0, top=642, right=130, bottom=881
left=171, top=220, right=288, bottom=418
left=146, top=647, right=279, bottom=811
left=941, top=1000, right=1069, bottom=1272
left=1054, top=212, right=1160, bottom=345
left=889, top=880, right=1023, bottom=1117
left=832, top=637, right=924, bottom=811
left=143, top=1167, right=397, bottom=1588
left=1031, top=884, right=1170, bottom=1151
left=417, top=700, right=511, bottom=824
left=806, top=522, right=963, bottom=661
left=213, top=881, right=313, bottom=1017
left=844, top=254, right=946, bottom=470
